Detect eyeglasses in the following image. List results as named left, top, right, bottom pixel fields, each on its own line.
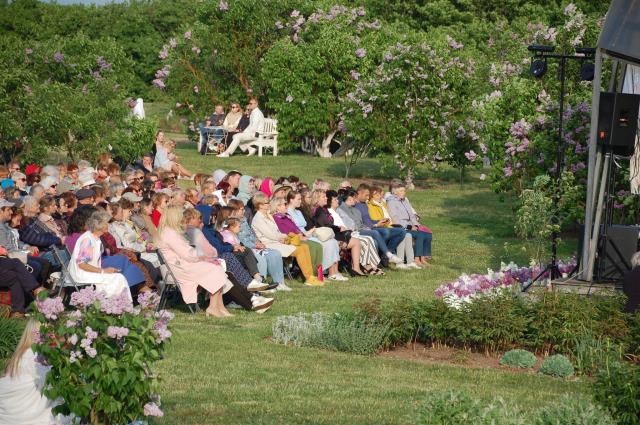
left=134, top=177, right=143, bottom=181
left=50, top=184, right=57, bottom=188
left=19, top=178, right=26, bottom=182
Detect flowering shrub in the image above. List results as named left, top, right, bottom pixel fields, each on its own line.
left=342, top=37, right=473, bottom=185
left=32, top=289, right=173, bottom=425
left=434, top=258, right=577, bottom=308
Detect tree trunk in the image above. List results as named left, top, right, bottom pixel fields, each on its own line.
left=405, top=169, right=415, bottom=190
left=316, top=130, right=336, bottom=158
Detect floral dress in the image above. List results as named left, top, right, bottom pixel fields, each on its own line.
left=69, top=231, right=131, bottom=301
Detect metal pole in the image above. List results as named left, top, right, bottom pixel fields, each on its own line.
left=581, top=49, right=603, bottom=280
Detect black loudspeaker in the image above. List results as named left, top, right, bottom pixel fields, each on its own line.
left=597, top=92, right=640, bottom=155
left=596, top=225, right=640, bottom=281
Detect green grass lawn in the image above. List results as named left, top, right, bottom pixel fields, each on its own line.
left=152, top=144, right=585, bottom=424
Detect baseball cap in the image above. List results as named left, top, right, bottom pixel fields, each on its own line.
left=0, top=199, right=15, bottom=208
left=76, top=188, right=96, bottom=200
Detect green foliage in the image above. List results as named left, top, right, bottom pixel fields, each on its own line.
left=628, top=312, right=640, bottom=356
left=414, top=391, right=615, bottom=425
left=0, top=317, right=25, bottom=359
left=111, top=118, right=157, bottom=164
left=539, top=354, right=574, bottom=378
left=571, top=335, right=624, bottom=376
left=593, top=360, right=640, bottom=425
left=32, top=290, right=172, bottom=424
left=500, top=349, right=536, bottom=368
left=533, top=396, right=616, bottom=425
left=414, top=390, right=522, bottom=425
left=0, top=32, right=135, bottom=162
left=272, top=312, right=390, bottom=355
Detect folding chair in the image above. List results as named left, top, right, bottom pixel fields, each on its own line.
left=51, top=245, right=97, bottom=302
left=156, top=250, right=197, bottom=314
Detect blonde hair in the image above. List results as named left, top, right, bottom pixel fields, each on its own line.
left=310, top=189, right=326, bottom=208
left=155, top=205, right=185, bottom=244
left=182, top=207, right=201, bottom=224
left=252, top=192, right=269, bottom=210
left=4, top=320, right=40, bottom=378
left=269, top=197, right=286, bottom=214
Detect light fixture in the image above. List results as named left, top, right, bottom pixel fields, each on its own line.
left=530, top=59, right=548, bottom=78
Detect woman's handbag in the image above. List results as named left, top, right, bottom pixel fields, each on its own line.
left=312, top=227, right=335, bottom=242
left=418, top=225, right=433, bottom=234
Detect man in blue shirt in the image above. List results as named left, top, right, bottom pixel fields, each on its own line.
left=354, top=184, right=405, bottom=264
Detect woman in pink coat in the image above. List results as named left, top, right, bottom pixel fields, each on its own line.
left=156, top=205, right=231, bottom=317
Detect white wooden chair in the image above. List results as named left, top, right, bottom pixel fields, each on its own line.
left=250, top=118, right=279, bottom=156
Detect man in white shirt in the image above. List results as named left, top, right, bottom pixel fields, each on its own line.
left=217, top=98, right=264, bottom=157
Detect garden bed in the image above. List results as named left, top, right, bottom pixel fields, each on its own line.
left=380, top=342, right=547, bottom=373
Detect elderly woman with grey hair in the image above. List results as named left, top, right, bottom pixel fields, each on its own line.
left=69, top=210, right=135, bottom=301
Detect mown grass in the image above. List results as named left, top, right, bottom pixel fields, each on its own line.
left=153, top=143, right=585, bottom=425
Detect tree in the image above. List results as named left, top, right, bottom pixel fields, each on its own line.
left=342, top=37, right=473, bottom=187
left=0, top=33, right=136, bottom=162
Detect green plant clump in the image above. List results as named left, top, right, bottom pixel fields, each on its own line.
left=593, top=360, right=640, bottom=425
left=0, top=317, right=25, bottom=359
left=272, top=312, right=390, bottom=355
left=414, top=390, right=521, bottom=425
left=532, top=396, right=616, bottom=425
left=500, top=349, right=536, bottom=369
left=539, top=354, right=574, bottom=378
left=571, top=334, right=624, bottom=376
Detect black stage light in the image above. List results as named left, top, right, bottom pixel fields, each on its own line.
left=580, top=62, right=595, bottom=81
left=528, top=44, right=555, bottom=53
left=530, top=59, right=547, bottom=78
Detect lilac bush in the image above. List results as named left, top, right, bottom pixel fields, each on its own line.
left=32, top=289, right=172, bottom=425
left=435, top=258, right=577, bottom=308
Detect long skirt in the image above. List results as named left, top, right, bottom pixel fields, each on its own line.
left=354, top=233, right=380, bottom=268
left=102, top=255, right=146, bottom=287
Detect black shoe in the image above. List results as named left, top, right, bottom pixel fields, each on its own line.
left=380, top=257, right=389, bottom=268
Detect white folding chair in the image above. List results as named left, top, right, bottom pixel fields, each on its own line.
left=156, top=250, right=197, bottom=314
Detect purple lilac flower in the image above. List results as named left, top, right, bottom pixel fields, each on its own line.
left=275, top=21, right=284, bottom=29
left=384, top=52, right=393, bottom=61
left=193, top=85, right=199, bottom=94
left=184, top=30, right=192, bottom=40
left=144, top=402, right=164, bottom=417
left=169, top=38, right=177, bottom=49
left=70, top=287, right=104, bottom=309
left=479, top=174, right=486, bottom=181
left=175, top=102, right=182, bottom=108
left=158, top=47, right=169, bottom=60
left=188, top=122, right=196, bottom=132
left=479, top=143, right=487, bottom=154
left=218, top=0, right=228, bottom=11
left=355, top=48, right=367, bottom=58
left=503, top=166, right=513, bottom=177
left=96, top=56, right=112, bottom=72
left=614, top=202, right=625, bottom=209
left=350, top=70, right=360, bottom=80
left=464, top=150, right=477, bottom=162
left=36, top=297, right=65, bottom=320
left=290, top=10, right=300, bottom=18
left=152, top=79, right=166, bottom=89
left=446, top=35, right=463, bottom=49
left=285, top=95, right=293, bottom=103
left=70, top=350, right=82, bottom=363
left=69, top=334, right=79, bottom=345
left=53, top=52, right=65, bottom=63
left=138, top=291, right=160, bottom=309
left=191, top=46, right=201, bottom=55
left=25, top=48, right=33, bottom=55
left=99, top=290, right=134, bottom=315
left=509, top=119, right=530, bottom=138
left=107, top=326, right=130, bottom=339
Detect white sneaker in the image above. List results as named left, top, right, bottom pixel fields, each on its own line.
left=252, top=297, right=274, bottom=313
left=247, top=147, right=257, bottom=156
left=226, top=301, right=243, bottom=309
left=328, top=274, right=349, bottom=281
left=395, top=263, right=410, bottom=270
left=276, top=282, right=292, bottom=292
left=386, top=253, right=403, bottom=264
left=247, top=280, right=269, bottom=292
left=407, top=262, right=421, bottom=269
left=217, top=152, right=230, bottom=158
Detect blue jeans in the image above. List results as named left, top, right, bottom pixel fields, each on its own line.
left=253, top=248, right=284, bottom=284
left=408, top=230, right=432, bottom=257
left=372, top=227, right=406, bottom=253
left=359, top=230, right=389, bottom=255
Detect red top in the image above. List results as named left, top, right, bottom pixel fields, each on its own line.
left=151, top=209, right=162, bottom=227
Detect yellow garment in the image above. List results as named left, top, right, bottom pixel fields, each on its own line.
left=367, top=200, right=393, bottom=227
left=291, top=244, right=314, bottom=279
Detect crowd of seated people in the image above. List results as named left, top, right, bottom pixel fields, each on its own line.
left=0, top=147, right=433, bottom=319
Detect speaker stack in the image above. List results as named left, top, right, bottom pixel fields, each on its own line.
left=597, top=92, right=640, bottom=155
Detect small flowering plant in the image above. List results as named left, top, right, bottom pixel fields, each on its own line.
left=435, top=258, right=576, bottom=308
left=32, top=289, right=173, bottom=425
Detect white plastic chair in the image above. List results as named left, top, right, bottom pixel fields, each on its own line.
left=251, top=118, right=279, bottom=156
